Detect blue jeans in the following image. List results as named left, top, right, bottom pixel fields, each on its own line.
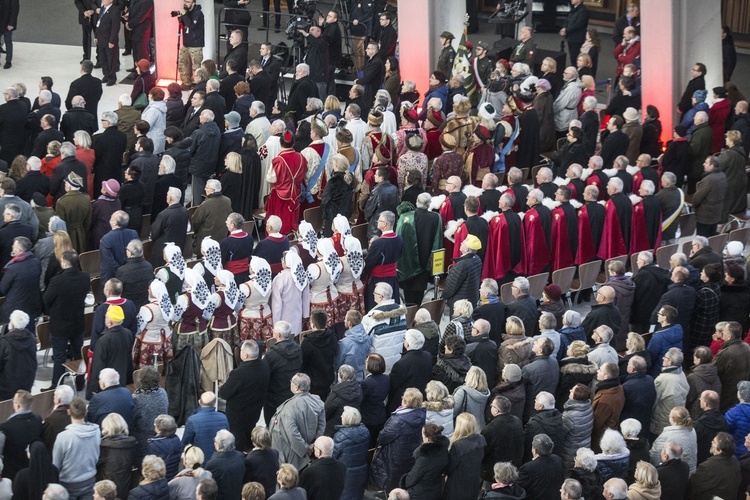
left=51, top=333, right=83, bottom=387
left=3, top=30, right=12, bottom=62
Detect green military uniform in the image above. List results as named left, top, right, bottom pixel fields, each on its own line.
left=509, top=39, right=537, bottom=65
left=437, top=31, right=456, bottom=77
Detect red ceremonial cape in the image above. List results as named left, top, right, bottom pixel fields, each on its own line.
left=439, top=198, right=456, bottom=260
left=586, top=173, right=605, bottom=201
left=483, top=213, right=526, bottom=280
left=597, top=198, right=627, bottom=260
left=424, top=128, right=443, bottom=161
left=551, top=207, right=574, bottom=271
left=576, top=205, right=597, bottom=265
left=524, top=208, right=551, bottom=275
left=630, top=200, right=662, bottom=255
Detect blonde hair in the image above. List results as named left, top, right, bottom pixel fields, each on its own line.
left=101, top=413, right=129, bottom=437
left=251, top=426, right=272, bottom=450
left=401, top=387, right=424, bottom=408
left=182, top=445, right=206, bottom=477
left=453, top=299, right=474, bottom=318
left=568, top=340, right=589, bottom=358
left=53, top=231, right=74, bottom=262
left=424, top=380, right=452, bottom=406
left=225, top=152, right=243, bottom=174
left=634, top=461, right=659, bottom=488
left=505, top=316, right=525, bottom=336
left=277, top=463, right=299, bottom=489
left=577, top=53, right=593, bottom=69
left=543, top=57, right=558, bottom=73
left=581, top=74, right=596, bottom=91
left=451, top=412, right=478, bottom=448
left=465, top=366, right=488, bottom=392
left=324, top=95, right=341, bottom=112
left=669, top=406, right=693, bottom=428
left=141, top=455, right=166, bottom=481
left=626, top=332, right=646, bottom=353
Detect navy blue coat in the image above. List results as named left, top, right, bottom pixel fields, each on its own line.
left=127, top=478, right=169, bottom=500
left=333, top=423, right=370, bottom=500
left=100, top=227, right=140, bottom=284
left=621, top=372, right=657, bottom=435
left=206, top=450, right=245, bottom=500
left=146, top=435, right=182, bottom=479
left=360, top=373, right=390, bottom=428
left=88, top=386, right=134, bottom=426
left=370, top=406, right=426, bottom=492
left=0, top=252, right=42, bottom=323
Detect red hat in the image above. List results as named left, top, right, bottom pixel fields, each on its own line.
left=375, top=143, right=392, bottom=163
left=543, top=284, right=563, bottom=301
left=465, top=40, right=474, bottom=51
left=404, top=108, right=419, bottom=124
left=136, top=59, right=150, bottom=73
left=474, top=125, right=491, bottom=142
left=427, top=110, right=444, bottom=127
left=498, top=59, right=511, bottom=72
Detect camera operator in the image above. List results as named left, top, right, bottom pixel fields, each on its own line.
left=298, top=24, right=328, bottom=100
left=177, top=0, right=205, bottom=91
left=323, top=10, right=342, bottom=96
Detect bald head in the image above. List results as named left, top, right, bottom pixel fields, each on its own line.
left=597, top=285, right=615, bottom=303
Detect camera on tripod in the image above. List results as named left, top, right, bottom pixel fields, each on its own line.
left=284, top=0, right=318, bottom=37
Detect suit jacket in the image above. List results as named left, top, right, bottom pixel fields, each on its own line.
left=249, top=70, right=274, bottom=111
left=60, top=107, right=98, bottom=141
left=65, top=74, right=104, bottom=118
left=0, top=0, right=19, bottom=30
left=182, top=104, right=205, bottom=137
left=92, top=126, right=128, bottom=188
left=358, top=54, right=384, bottom=110
left=149, top=203, right=189, bottom=267
left=42, top=267, right=91, bottom=337
left=75, top=0, right=98, bottom=25
left=260, top=55, right=281, bottom=95
left=127, top=0, right=153, bottom=30
left=221, top=44, right=248, bottom=78
left=95, top=4, right=120, bottom=46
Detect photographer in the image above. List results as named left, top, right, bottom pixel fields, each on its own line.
left=299, top=24, right=329, bottom=100
left=177, top=0, right=205, bottom=91
left=323, top=10, right=342, bottom=95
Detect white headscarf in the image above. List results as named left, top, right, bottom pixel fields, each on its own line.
left=298, top=220, right=318, bottom=258
left=201, top=237, right=222, bottom=276
left=344, top=235, right=364, bottom=280
left=317, top=238, right=342, bottom=284
left=149, top=280, right=173, bottom=322
left=284, top=251, right=308, bottom=292
left=164, top=243, right=186, bottom=280
left=249, top=256, right=273, bottom=297
left=215, top=269, right=240, bottom=310
left=184, top=267, right=210, bottom=310
left=333, top=214, right=351, bottom=237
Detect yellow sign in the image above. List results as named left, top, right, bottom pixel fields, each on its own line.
left=431, top=249, right=445, bottom=276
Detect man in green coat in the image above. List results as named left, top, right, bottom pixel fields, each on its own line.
left=396, top=194, right=442, bottom=305
left=55, top=172, right=91, bottom=253
left=437, top=31, right=456, bottom=77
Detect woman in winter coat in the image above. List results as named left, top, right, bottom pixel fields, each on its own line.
left=595, top=429, right=631, bottom=482
left=686, top=347, right=722, bottom=418
left=720, top=262, right=750, bottom=332
left=453, top=366, right=490, bottom=431
left=533, top=78, right=556, bottom=153
left=141, top=87, right=168, bottom=154
left=441, top=299, right=474, bottom=349
left=498, top=316, right=533, bottom=373
left=370, top=388, right=427, bottom=492
left=483, top=461, right=526, bottom=499
left=556, top=340, right=597, bottom=410
left=423, top=380, right=455, bottom=439
left=132, top=367, right=169, bottom=462
left=569, top=447, right=604, bottom=500
left=268, top=464, right=307, bottom=500
left=12, top=440, right=59, bottom=500
left=443, top=413, right=486, bottom=500
left=558, top=310, right=586, bottom=362
left=146, top=415, right=183, bottom=480
left=618, top=332, right=652, bottom=382
left=490, top=363, right=526, bottom=421
left=361, top=353, right=390, bottom=447
left=400, top=423, right=450, bottom=500
left=97, top=413, right=137, bottom=499
left=320, top=154, right=354, bottom=235
left=168, top=445, right=213, bottom=500
left=432, top=334, right=472, bottom=394
left=621, top=419, right=650, bottom=484
left=561, top=384, right=595, bottom=469
left=242, top=427, right=279, bottom=499
left=333, top=407, right=370, bottom=500
left=690, top=263, right=722, bottom=355
left=649, top=407, right=698, bottom=474
left=325, top=364, right=364, bottom=436
left=627, top=461, right=661, bottom=500
left=165, top=83, right=186, bottom=129
left=129, top=455, right=170, bottom=499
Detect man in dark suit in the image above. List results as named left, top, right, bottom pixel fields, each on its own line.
left=0, top=87, right=28, bottom=163
left=559, top=0, right=589, bottom=66
left=356, top=41, right=384, bottom=116
left=205, top=80, right=227, bottom=132
left=517, top=434, right=565, bottom=499
left=376, top=12, right=396, bottom=60
left=26, top=91, right=61, bottom=150
left=0, top=204, right=34, bottom=269
left=31, top=114, right=64, bottom=158
left=182, top=91, right=206, bottom=137
left=322, top=10, right=342, bottom=95
left=125, top=0, right=153, bottom=70
left=50, top=142, right=89, bottom=202
left=149, top=187, right=188, bottom=267
left=92, top=111, right=128, bottom=189
left=65, top=60, right=104, bottom=117
left=219, top=59, right=244, bottom=111
left=60, top=95, right=98, bottom=141
left=0, top=391, right=42, bottom=480
left=0, top=0, right=19, bottom=69
left=218, top=339, right=270, bottom=452
left=95, top=0, right=120, bottom=87
left=74, top=0, right=98, bottom=62
left=42, top=250, right=91, bottom=390
left=259, top=42, right=280, bottom=106
left=221, top=29, right=247, bottom=78
left=247, top=59, right=273, bottom=112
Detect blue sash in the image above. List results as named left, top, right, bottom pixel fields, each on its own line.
left=495, top=119, right=519, bottom=173
left=300, top=143, right=331, bottom=203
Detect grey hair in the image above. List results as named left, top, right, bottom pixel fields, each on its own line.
left=512, top=276, right=530, bottom=293
left=266, top=215, right=282, bottom=232
left=206, top=179, right=221, bottom=192
left=662, top=440, right=683, bottom=460
left=251, top=100, right=265, bottom=114
left=99, top=367, right=120, bottom=388
left=404, top=329, right=425, bottom=350
left=664, top=347, right=684, bottom=366
left=201, top=109, right=216, bottom=122
left=640, top=180, right=655, bottom=195
left=738, top=380, right=750, bottom=402
left=599, top=429, right=627, bottom=455
left=227, top=212, right=245, bottom=229
left=296, top=63, right=310, bottom=75
left=500, top=193, right=515, bottom=207
left=101, top=111, right=118, bottom=125
left=692, top=236, right=709, bottom=248
left=274, top=320, right=292, bottom=339
left=563, top=310, right=582, bottom=327
left=119, top=93, right=133, bottom=106
left=661, top=172, right=677, bottom=186
left=620, top=418, right=642, bottom=438
left=532, top=433, right=554, bottom=456
left=427, top=97, right=443, bottom=112
left=536, top=391, right=555, bottom=409
left=562, top=478, right=583, bottom=499
left=493, top=462, right=518, bottom=484
left=414, top=308, right=431, bottom=324
left=538, top=167, right=553, bottom=181
left=604, top=478, right=628, bottom=499
left=167, top=187, right=182, bottom=203
left=670, top=252, right=688, bottom=266
left=512, top=62, right=530, bottom=75
left=608, top=176, right=624, bottom=192
left=27, top=156, right=42, bottom=171
left=206, top=79, right=220, bottom=91
left=306, top=97, right=323, bottom=111
left=528, top=188, right=544, bottom=203
left=43, top=484, right=69, bottom=500
left=638, top=251, right=654, bottom=264
left=374, top=282, right=393, bottom=299
left=271, top=119, right=287, bottom=134
left=590, top=156, right=604, bottom=168
left=240, top=339, right=259, bottom=359
left=694, top=111, right=708, bottom=124
left=74, top=130, right=92, bottom=149
left=3, top=204, right=20, bottom=220
left=338, top=364, right=357, bottom=382
left=291, top=373, right=311, bottom=392
left=71, top=95, right=86, bottom=108
left=59, top=142, right=76, bottom=157
left=39, top=89, right=52, bottom=104
left=214, top=429, right=235, bottom=452
left=54, top=385, right=74, bottom=405
left=9, top=309, right=29, bottom=329
left=583, top=96, right=598, bottom=110
left=113, top=210, right=129, bottom=228
left=595, top=325, right=614, bottom=343
left=481, top=278, right=498, bottom=296
left=160, top=155, right=176, bottom=174
left=539, top=312, right=556, bottom=330
left=127, top=239, right=143, bottom=257
left=614, top=155, right=629, bottom=169
left=416, top=192, right=431, bottom=209
left=575, top=447, right=597, bottom=471
left=380, top=210, right=396, bottom=228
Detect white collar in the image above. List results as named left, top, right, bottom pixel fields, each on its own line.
left=268, top=232, right=283, bottom=238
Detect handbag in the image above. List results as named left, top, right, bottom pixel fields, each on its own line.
left=133, top=92, right=148, bottom=110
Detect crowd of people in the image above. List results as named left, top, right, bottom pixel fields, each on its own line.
left=0, top=0, right=748, bottom=499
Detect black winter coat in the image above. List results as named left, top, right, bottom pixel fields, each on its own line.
left=0, top=252, right=42, bottom=323
left=694, top=408, right=729, bottom=464
left=165, top=345, right=201, bottom=426
left=620, top=372, right=656, bottom=435
left=625, top=437, right=650, bottom=483
left=0, top=327, right=37, bottom=401
left=506, top=295, right=538, bottom=338
left=581, top=303, right=621, bottom=341
left=570, top=467, right=604, bottom=500
left=442, top=252, right=482, bottom=312
left=401, top=436, right=449, bottom=500
left=443, top=433, right=486, bottom=500
left=517, top=454, right=564, bottom=500
left=556, top=357, right=596, bottom=410
left=473, top=301, right=506, bottom=345
left=482, top=413, right=524, bottom=479
left=387, top=349, right=433, bottom=414
left=188, top=121, right=222, bottom=179
left=321, top=172, right=354, bottom=222
left=0, top=99, right=29, bottom=163
left=301, top=328, right=338, bottom=400
left=287, top=76, right=318, bottom=122
left=325, top=380, right=363, bottom=436
left=0, top=411, right=42, bottom=480
left=97, top=434, right=137, bottom=499
left=631, top=264, right=670, bottom=325
left=92, top=126, right=128, bottom=189
left=432, top=353, right=472, bottom=394
left=656, top=458, right=689, bottom=500
left=265, top=339, right=303, bottom=407
left=523, top=408, right=564, bottom=463
left=127, top=479, right=170, bottom=500
left=719, top=282, right=750, bottom=332
left=60, top=108, right=98, bottom=141
left=163, top=138, right=191, bottom=188
left=115, top=257, right=154, bottom=308
left=219, top=358, right=270, bottom=451
left=15, top=171, right=50, bottom=203
left=42, top=267, right=90, bottom=338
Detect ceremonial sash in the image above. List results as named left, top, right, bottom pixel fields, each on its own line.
left=371, top=262, right=397, bottom=278
left=495, top=118, right=519, bottom=173
left=300, top=143, right=331, bottom=203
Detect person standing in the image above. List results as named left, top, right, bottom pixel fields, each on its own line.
left=692, top=156, right=728, bottom=237
left=560, top=0, right=589, bottom=66
left=52, top=398, right=101, bottom=497
left=75, top=0, right=98, bottom=63
left=265, top=131, right=307, bottom=234
left=437, top=31, right=456, bottom=77
left=177, top=0, right=204, bottom=90
left=0, top=0, right=18, bottom=69
left=0, top=86, right=28, bottom=164
left=300, top=24, right=329, bottom=100
left=95, top=0, right=120, bottom=87
left=125, top=0, right=153, bottom=72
